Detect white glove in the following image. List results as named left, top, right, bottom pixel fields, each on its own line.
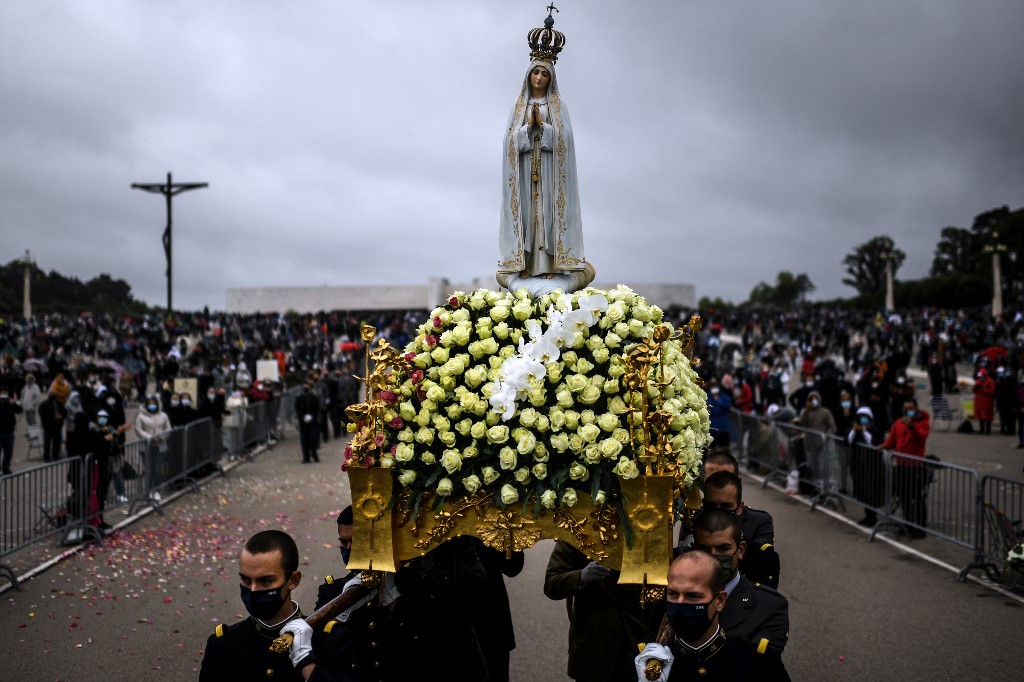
left=580, top=561, right=612, bottom=586
left=378, top=572, right=400, bottom=607
left=280, top=618, right=314, bottom=668
left=303, top=414, right=313, bottom=423
left=338, top=572, right=374, bottom=622
left=634, top=643, right=674, bottom=682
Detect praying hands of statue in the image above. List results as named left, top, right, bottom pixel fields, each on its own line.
left=531, top=103, right=544, bottom=128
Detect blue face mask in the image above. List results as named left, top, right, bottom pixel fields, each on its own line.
left=841, top=401, right=852, bottom=409
left=97, top=417, right=108, bottom=426
left=665, top=600, right=714, bottom=642
left=340, top=546, right=351, bottom=565
left=859, top=416, right=871, bottom=426
left=906, top=410, right=916, bottom=418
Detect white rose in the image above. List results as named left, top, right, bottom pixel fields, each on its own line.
left=500, top=483, right=520, bottom=505
left=441, top=449, right=462, bottom=474
left=462, top=474, right=482, bottom=494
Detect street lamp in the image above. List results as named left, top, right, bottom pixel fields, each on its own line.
left=18, top=249, right=35, bottom=319
left=982, top=231, right=1007, bottom=317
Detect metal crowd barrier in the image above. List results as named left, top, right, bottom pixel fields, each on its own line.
left=0, top=455, right=99, bottom=588
left=958, top=475, right=1024, bottom=585
left=730, top=409, right=1020, bottom=587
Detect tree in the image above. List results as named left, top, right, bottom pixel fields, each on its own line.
left=747, top=271, right=815, bottom=308
left=842, top=236, right=905, bottom=296
left=930, top=227, right=978, bottom=276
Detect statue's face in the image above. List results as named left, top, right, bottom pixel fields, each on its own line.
left=530, top=66, right=550, bottom=92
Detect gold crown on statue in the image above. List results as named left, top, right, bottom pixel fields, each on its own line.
left=527, top=5, right=566, bottom=64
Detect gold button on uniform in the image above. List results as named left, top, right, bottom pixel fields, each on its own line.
left=697, top=667, right=707, bottom=676
left=266, top=668, right=275, bottom=676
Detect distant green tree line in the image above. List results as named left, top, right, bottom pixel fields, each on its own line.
left=0, top=259, right=149, bottom=316
left=725, top=204, right=1021, bottom=310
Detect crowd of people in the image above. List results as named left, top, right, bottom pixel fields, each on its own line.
left=3, top=304, right=1023, bottom=680
left=0, top=309, right=423, bottom=530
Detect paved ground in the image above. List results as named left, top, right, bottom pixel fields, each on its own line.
left=1, top=373, right=1023, bottom=680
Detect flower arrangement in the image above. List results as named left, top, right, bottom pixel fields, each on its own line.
left=1009, top=542, right=1024, bottom=572
left=344, top=285, right=711, bottom=519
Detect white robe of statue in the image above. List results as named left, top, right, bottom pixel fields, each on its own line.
left=497, top=60, right=589, bottom=297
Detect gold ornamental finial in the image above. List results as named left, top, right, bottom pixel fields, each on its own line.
left=527, top=4, right=566, bottom=63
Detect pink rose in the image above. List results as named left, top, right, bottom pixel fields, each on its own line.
left=433, top=316, right=443, bottom=328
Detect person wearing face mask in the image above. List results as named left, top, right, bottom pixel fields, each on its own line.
left=313, top=506, right=401, bottom=679
left=972, top=367, right=996, bottom=435
left=787, top=374, right=817, bottom=413
left=703, top=472, right=780, bottom=589
left=87, top=408, right=119, bottom=530
left=848, top=407, right=885, bottom=526
left=295, top=382, right=321, bottom=463
left=888, top=371, right=915, bottom=426
left=706, top=379, right=734, bottom=450
left=315, top=506, right=356, bottom=609
left=995, top=367, right=1017, bottom=436
left=796, top=391, right=836, bottom=494
left=199, top=387, right=231, bottom=460
left=38, top=389, right=67, bottom=462
left=857, top=362, right=890, bottom=435
left=134, top=397, right=172, bottom=498
left=634, top=548, right=790, bottom=682
left=200, top=530, right=355, bottom=682
left=0, top=388, right=24, bottom=475
left=882, top=397, right=931, bottom=538
left=691, top=510, right=789, bottom=654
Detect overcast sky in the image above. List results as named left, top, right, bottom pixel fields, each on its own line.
left=2, top=1, right=1022, bottom=311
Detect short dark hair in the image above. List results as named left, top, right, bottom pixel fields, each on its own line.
left=673, top=547, right=726, bottom=596
left=692, top=508, right=743, bottom=546
left=244, top=530, right=299, bottom=575
left=705, top=470, right=742, bottom=502
left=704, top=450, right=739, bottom=475
left=337, top=505, right=353, bottom=526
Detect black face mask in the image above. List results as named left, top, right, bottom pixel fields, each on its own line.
left=240, top=581, right=289, bottom=621
left=340, top=546, right=351, bottom=565
left=665, top=599, right=715, bottom=642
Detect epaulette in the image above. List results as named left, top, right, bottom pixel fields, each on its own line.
left=752, top=582, right=784, bottom=597
left=325, top=575, right=335, bottom=585
left=759, top=543, right=773, bottom=552
left=323, top=621, right=337, bottom=634
left=215, top=624, right=225, bottom=638
left=756, top=638, right=769, bottom=654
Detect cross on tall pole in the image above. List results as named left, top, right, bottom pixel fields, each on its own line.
left=131, top=172, right=208, bottom=312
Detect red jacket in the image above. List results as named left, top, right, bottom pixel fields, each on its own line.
left=882, top=410, right=930, bottom=465
left=972, top=371, right=996, bottom=421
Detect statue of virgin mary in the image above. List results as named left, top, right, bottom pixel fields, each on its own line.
left=497, top=10, right=593, bottom=297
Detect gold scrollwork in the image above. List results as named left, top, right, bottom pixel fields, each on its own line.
left=413, top=494, right=492, bottom=551
left=554, top=508, right=608, bottom=561
left=477, top=509, right=541, bottom=558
